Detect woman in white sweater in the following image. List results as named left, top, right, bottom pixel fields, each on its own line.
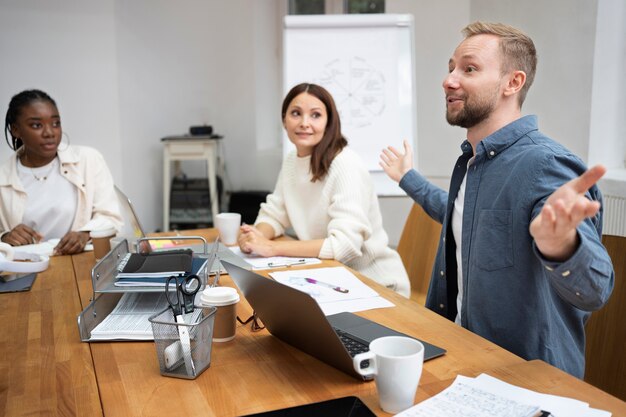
left=238, top=83, right=410, bottom=297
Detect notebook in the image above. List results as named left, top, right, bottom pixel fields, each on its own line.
left=116, top=249, right=193, bottom=277
left=114, top=257, right=208, bottom=287
left=222, top=261, right=446, bottom=381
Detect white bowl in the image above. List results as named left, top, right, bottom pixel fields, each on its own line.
left=0, top=251, right=50, bottom=274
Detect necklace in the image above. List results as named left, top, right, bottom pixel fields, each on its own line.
left=23, top=153, right=57, bottom=181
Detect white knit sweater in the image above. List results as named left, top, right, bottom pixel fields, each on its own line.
left=256, top=148, right=410, bottom=297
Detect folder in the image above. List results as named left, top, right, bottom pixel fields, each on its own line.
left=116, top=249, right=193, bottom=278
left=115, top=257, right=207, bottom=287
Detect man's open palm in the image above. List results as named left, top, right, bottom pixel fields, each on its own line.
left=530, top=165, right=606, bottom=261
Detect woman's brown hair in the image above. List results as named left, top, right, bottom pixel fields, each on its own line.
left=281, top=83, right=347, bottom=182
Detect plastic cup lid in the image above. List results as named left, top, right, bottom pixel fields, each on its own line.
left=89, top=227, right=116, bottom=238
left=200, top=286, right=240, bottom=306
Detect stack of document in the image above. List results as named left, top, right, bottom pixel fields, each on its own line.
left=269, top=266, right=394, bottom=315
left=396, top=373, right=611, bottom=417
left=90, top=292, right=204, bottom=340
left=114, top=250, right=207, bottom=287
left=90, top=292, right=170, bottom=340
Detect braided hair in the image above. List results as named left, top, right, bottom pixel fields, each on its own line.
left=4, top=89, right=57, bottom=150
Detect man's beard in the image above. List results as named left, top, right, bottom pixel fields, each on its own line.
left=446, top=87, right=498, bottom=129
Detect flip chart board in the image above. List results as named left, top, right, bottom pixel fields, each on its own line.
left=283, top=14, right=417, bottom=195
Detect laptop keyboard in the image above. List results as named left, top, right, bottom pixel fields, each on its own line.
left=334, top=328, right=370, bottom=368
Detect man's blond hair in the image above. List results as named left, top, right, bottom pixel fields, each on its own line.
left=462, top=21, right=537, bottom=107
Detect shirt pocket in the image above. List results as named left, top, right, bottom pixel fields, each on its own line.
left=475, top=209, right=513, bottom=271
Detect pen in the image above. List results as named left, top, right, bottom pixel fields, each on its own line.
left=267, top=259, right=306, bottom=268
left=290, top=276, right=349, bottom=293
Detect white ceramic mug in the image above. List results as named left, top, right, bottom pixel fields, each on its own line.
left=353, top=336, right=424, bottom=414
left=214, top=213, right=241, bottom=246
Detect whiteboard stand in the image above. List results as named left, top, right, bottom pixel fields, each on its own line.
left=283, top=14, right=417, bottom=196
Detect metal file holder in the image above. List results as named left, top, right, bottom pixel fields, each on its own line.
left=77, top=236, right=211, bottom=342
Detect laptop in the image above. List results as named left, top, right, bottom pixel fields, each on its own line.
left=115, top=186, right=146, bottom=243
left=222, top=261, right=446, bottom=380
left=115, top=186, right=251, bottom=274
left=206, top=241, right=252, bottom=275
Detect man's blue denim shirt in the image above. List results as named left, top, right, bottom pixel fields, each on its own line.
left=399, top=115, right=614, bottom=378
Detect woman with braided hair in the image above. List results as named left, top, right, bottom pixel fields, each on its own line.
left=0, top=89, right=121, bottom=255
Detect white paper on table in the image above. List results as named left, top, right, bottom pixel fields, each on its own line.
left=396, top=375, right=541, bottom=417
left=472, top=373, right=611, bottom=417
left=15, top=238, right=93, bottom=256
left=270, top=266, right=394, bottom=315
left=270, top=267, right=378, bottom=303
left=396, top=373, right=611, bottom=417
left=228, top=246, right=321, bottom=269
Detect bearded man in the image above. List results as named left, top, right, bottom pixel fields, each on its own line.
left=379, top=21, right=614, bottom=379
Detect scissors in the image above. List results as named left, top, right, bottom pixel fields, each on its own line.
left=166, top=274, right=201, bottom=317
left=165, top=274, right=201, bottom=375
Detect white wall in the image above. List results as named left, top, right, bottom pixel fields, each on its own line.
left=0, top=0, right=123, bottom=179
left=2, top=0, right=619, bottom=246
left=470, top=0, right=598, bottom=162
left=387, top=0, right=470, bottom=183
left=588, top=0, right=626, bottom=170
left=114, top=0, right=285, bottom=232
left=382, top=0, right=470, bottom=244
left=115, top=0, right=218, bottom=231
left=0, top=0, right=285, bottom=233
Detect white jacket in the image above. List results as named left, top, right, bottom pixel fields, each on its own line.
left=0, top=145, right=122, bottom=236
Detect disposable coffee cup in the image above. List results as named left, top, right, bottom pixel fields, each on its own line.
left=200, top=286, right=240, bottom=342
left=214, top=212, right=241, bottom=246
left=90, top=227, right=116, bottom=261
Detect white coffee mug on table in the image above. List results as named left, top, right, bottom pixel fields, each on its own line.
left=353, top=336, right=424, bottom=414
left=214, top=212, right=241, bottom=246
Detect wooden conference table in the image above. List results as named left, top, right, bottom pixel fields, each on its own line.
left=2, top=229, right=626, bottom=416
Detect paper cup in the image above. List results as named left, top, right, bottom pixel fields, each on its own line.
left=200, top=286, right=240, bottom=342
left=90, top=227, right=116, bottom=261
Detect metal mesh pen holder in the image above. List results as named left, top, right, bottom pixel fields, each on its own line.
left=149, top=306, right=217, bottom=379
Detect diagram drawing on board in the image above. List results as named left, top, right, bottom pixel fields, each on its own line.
left=315, top=56, right=385, bottom=128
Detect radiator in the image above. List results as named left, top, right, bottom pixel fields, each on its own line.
left=603, top=194, right=626, bottom=237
